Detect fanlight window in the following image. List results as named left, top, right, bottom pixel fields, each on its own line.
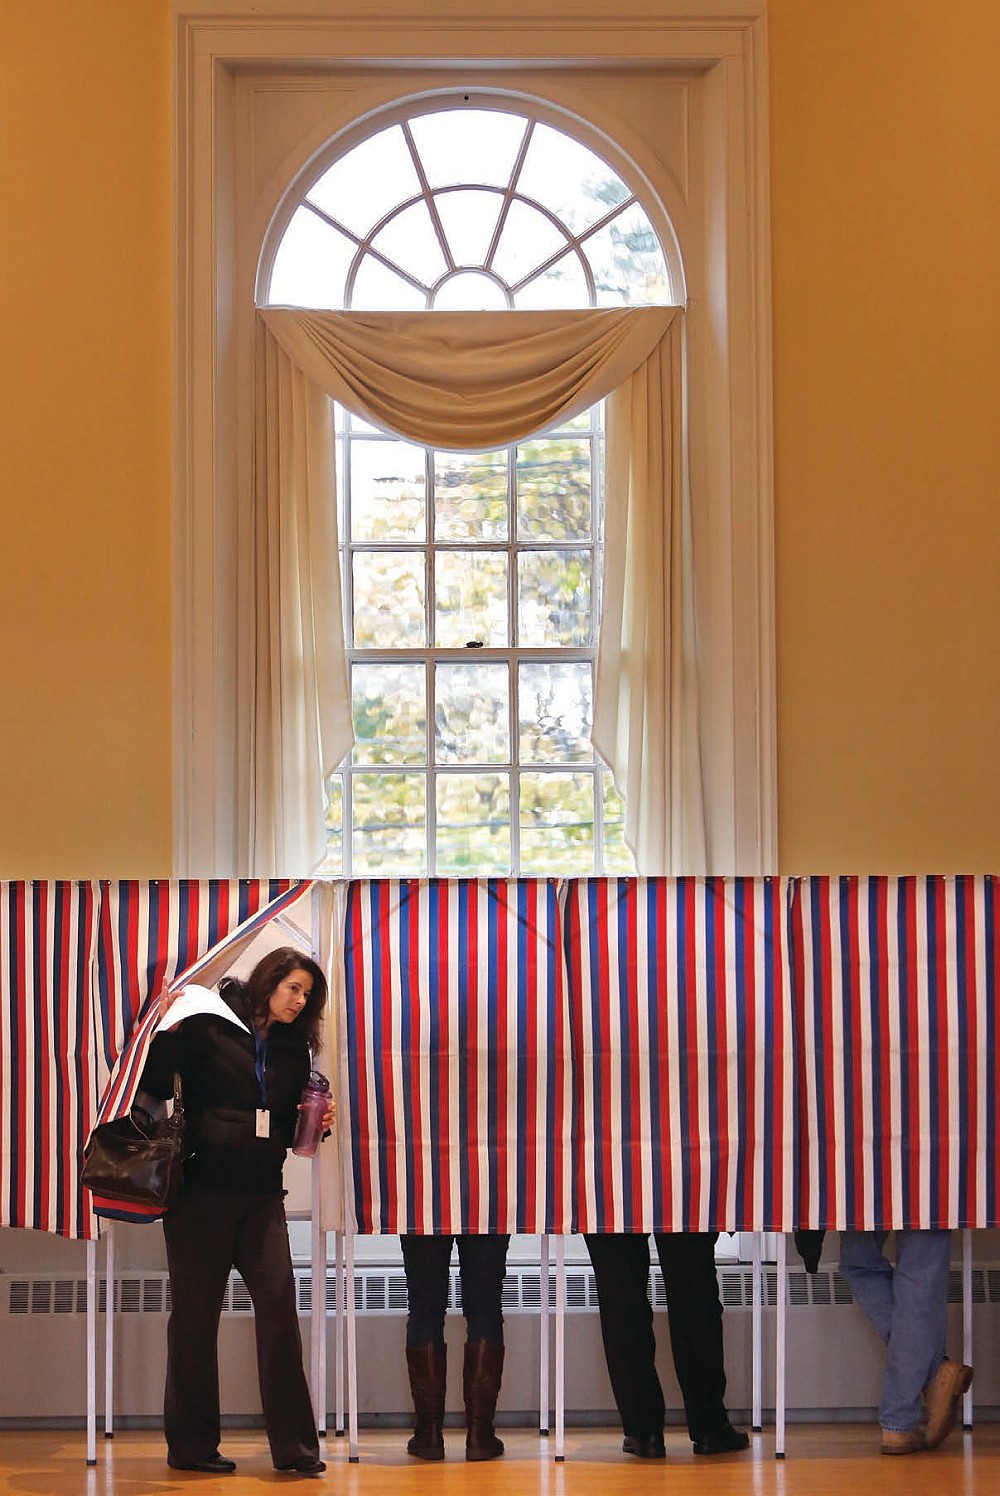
left=267, top=108, right=672, bottom=311
left=263, top=104, right=675, bottom=876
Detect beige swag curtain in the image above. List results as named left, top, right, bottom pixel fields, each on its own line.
left=251, top=305, right=706, bottom=876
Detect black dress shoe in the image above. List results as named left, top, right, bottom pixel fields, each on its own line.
left=167, top=1453, right=237, bottom=1473
left=692, top=1423, right=750, bottom=1456
left=622, top=1433, right=666, bottom=1459
left=275, top=1456, right=327, bottom=1475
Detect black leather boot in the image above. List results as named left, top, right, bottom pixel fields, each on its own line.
left=406, top=1342, right=446, bottom=1460
left=463, top=1340, right=505, bottom=1461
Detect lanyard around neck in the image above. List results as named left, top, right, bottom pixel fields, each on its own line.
left=253, top=1025, right=269, bottom=1108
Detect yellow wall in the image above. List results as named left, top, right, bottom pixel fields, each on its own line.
left=0, top=3, right=171, bottom=876
left=769, top=0, right=1000, bottom=870
left=1, top=2, right=998, bottom=876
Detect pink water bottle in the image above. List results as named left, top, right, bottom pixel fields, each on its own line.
left=292, top=1071, right=331, bottom=1157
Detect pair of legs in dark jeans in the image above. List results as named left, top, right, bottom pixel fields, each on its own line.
left=585, top=1231, right=746, bottom=1453
left=400, top=1233, right=509, bottom=1461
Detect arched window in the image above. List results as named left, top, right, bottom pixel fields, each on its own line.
left=260, top=103, right=682, bottom=877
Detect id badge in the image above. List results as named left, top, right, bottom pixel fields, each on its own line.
left=255, top=1108, right=270, bottom=1139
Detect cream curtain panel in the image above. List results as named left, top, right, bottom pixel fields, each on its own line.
left=252, top=305, right=706, bottom=875
left=595, top=320, right=706, bottom=873
left=251, top=325, right=355, bottom=874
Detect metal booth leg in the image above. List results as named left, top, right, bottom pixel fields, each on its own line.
left=539, top=1234, right=550, bottom=1435
left=962, top=1229, right=974, bottom=1429
left=346, top=1229, right=359, bottom=1461
left=775, top=1233, right=786, bottom=1459
left=554, top=1236, right=565, bottom=1461
left=751, top=1233, right=763, bottom=1432
left=104, top=1222, right=115, bottom=1438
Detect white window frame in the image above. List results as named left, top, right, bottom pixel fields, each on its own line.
left=171, top=0, right=776, bottom=878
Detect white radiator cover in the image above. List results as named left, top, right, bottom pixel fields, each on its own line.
left=1, top=1264, right=998, bottom=1426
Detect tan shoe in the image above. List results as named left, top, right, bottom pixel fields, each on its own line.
left=881, top=1428, right=927, bottom=1455
left=924, top=1359, right=973, bottom=1450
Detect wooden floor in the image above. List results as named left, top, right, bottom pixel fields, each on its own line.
left=1, top=1425, right=997, bottom=1495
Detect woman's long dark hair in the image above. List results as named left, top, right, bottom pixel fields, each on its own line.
left=219, top=946, right=327, bottom=1053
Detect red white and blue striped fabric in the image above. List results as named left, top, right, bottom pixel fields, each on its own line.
left=342, top=879, right=571, bottom=1235
left=6, top=873, right=1000, bottom=1242
left=563, top=877, right=795, bottom=1233
left=792, top=875, right=1000, bottom=1230
left=94, top=879, right=312, bottom=1128
left=0, top=879, right=311, bottom=1239
left=1, top=882, right=101, bottom=1240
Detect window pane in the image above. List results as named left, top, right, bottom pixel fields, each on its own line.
left=554, top=409, right=596, bottom=434
left=491, top=200, right=570, bottom=287
left=517, top=550, right=591, bottom=647
left=434, top=450, right=508, bottom=541
left=516, top=438, right=592, bottom=541
left=519, top=771, right=595, bottom=874
left=602, top=771, right=635, bottom=875
left=515, top=124, right=629, bottom=237
left=352, top=662, right=426, bottom=765
left=319, top=776, right=344, bottom=875
left=335, top=434, right=344, bottom=532
left=409, top=110, right=526, bottom=190
left=435, top=551, right=508, bottom=647
left=519, top=661, right=592, bottom=764
left=436, top=662, right=509, bottom=764
left=433, top=272, right=509, bottom=311
left=583, top=203, right=670, bottom=306
left=352, top=772, right=427, bottom=874
left=514, top=250, right=591, bottom=309
left=350, top=439, right=426, bottom=542
left=371, top=202, right=448, bottom=284
left=344, top=409, right=384, bottom=435
left=308, top=127, right=421, bottom=236
left=436, top=773, right=510, bottom=874
left=268, top=207, right=353, bottom=309
left=351, top=257, right=428, bottom=310
left=434, top=189, right=505, bottom=268
left=352, top=552, right=426, bottom=647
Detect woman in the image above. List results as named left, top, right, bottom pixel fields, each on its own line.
left=139, top=947, right=333, bottom=1477
left=400, top=1232, right=510, bottom=1462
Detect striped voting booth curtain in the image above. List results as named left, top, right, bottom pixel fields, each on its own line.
left=563, top=877, right=796, bottom=1233
left=90, top=879, right=314, bottom=1230
left=792, top=875, right=1000, bottom=1230
left=94, top=879, right=309, bottom=1127
left=6, top=873, right=1000, bottom=1241
left=0, top=879, right=308, bottom=1239
left=1, top=882, right=101, bottom=1239
left=342, top=878, right=571, bottom=1235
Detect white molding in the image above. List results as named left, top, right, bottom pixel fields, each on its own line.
left=172, top=1, right=775, bottom=876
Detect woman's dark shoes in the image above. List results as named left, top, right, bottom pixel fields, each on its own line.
left=167, top=1453, right=237, bottom=1473
left=275, top=1455, right=327, bottom=1475
left=622, top=1433, right=666, bottom=1459
left=692, top=1422, right=750, bottom=1455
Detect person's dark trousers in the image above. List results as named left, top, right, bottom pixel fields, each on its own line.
left=163, top=1185, right=320, bottom=1470
left=652, top=1231, right=728, bottom=1441
left=400, top=1232, right=510, bottom=1346
left=585, top=1231, right=728, bottom=1443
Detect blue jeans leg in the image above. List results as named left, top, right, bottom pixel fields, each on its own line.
left=839, top=1229, right=950, bottom=1432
